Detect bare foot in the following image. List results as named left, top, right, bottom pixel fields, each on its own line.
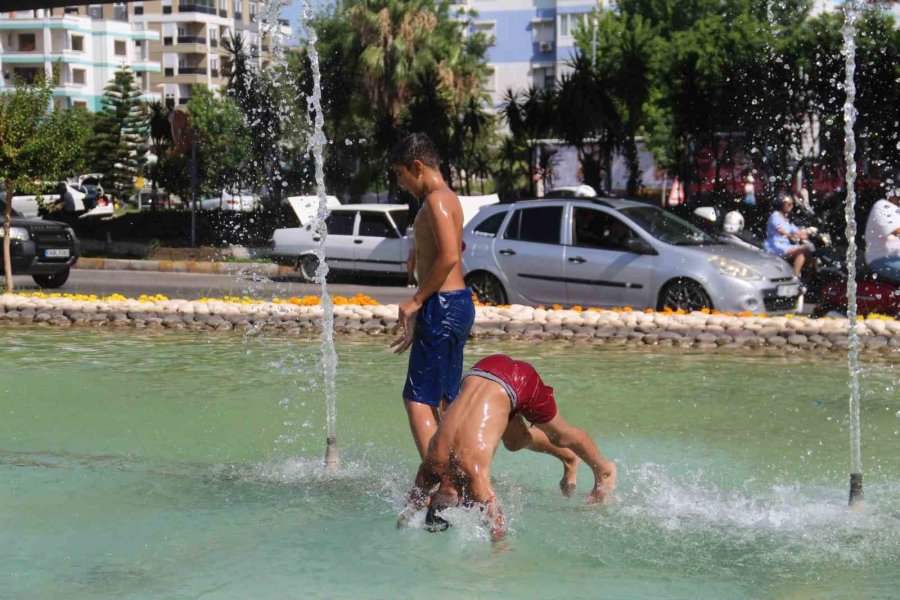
left=560, top=456, right=579, bottom=498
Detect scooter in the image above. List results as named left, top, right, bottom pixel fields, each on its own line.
left=814, top=268, right=900, bottom=318
left=689, top=204, right=846, bottom=304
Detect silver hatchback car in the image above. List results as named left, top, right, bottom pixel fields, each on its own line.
left=462, top=198, right=802, bottom=313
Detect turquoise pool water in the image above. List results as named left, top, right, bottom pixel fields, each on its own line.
left=1, top=327, right=898, bottom=599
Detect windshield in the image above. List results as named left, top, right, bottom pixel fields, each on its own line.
left=0, top=200, right=23, bottom=218
left=620, top=206, right=716, bottom=246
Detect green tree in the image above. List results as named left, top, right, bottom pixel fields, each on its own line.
left=0, top=73, right=87, bottom=291
left=502, top=86, right=557, bottom=196
left=92, top=65, right=149, bottom=204
left=146, top=101, right=173, bottom=210
left=185, top=86, right=253, bottom=198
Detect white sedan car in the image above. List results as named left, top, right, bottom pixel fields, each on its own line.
left=271, top=204, right=411, bottom=281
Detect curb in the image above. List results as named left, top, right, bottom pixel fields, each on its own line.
left=75, top=257, right=296, bottom=278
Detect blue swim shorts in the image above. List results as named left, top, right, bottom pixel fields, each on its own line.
left=403, top=289, right=476, bottom=407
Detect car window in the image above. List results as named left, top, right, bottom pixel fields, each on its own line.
left=326, top=212, right=355, bottom=235
left=0, top=200, right=23, bottom=217
left=389, top=210, right=409, bottom=233
left=503, top=206, right=562, bottom=244
left=573, top=208, right=637, bottom=251
left=472, top=211, right=507, bottom=237
left=358, top=212, right=397, bottom=237
left=620, top=206, right=714, bottom=246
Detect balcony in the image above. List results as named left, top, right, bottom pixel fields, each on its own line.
left=178, top=66, right=207, bottom=75
left=177, top=35, right=207, bottom=44
left=219, top=9, right=227, bottom=17
left=210, top=68, right=220, bottom=77
left=179, top=4, right=217, bottom=15
left=210, top=38, right=218, bottom=48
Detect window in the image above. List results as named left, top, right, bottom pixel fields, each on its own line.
left=473, top=211, right=507, bottom=237
left=71, top=35, right=84, bottom=51
left=558, top=13, right=586, bottom=38
left=504, top=206, right=562, bottom=244
left=72, top=68, right=86, bottom=84
left=573, top=208, right=637, bottom=251
left=233, top=0, right=242, bottom=16
left=619, top=206, right=713, bottom=246
left=134, top=5, right=144, bottom=15
left=13, top=67, right=40, bottom=84
left=18, top=33, right=36, bottom=51
left=114, top=40, right=127, bottom=56
left=532, top=20, right=554, bottom=44
left=389, top=210, right=409, bottom=233
left=533, top=66, right=555, bottom=91
left=359, top=212, right=396, bottom=238
left=326, top=212, right=355, bottom=236
left=473, top=21, right=495, bottom=46
left=73, top=100, right=88, bottom=109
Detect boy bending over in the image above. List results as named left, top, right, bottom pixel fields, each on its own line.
left=398, top=354, right=617, bottom=541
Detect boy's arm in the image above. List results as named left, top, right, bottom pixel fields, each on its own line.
left=397, top=461, right=440, bottom=528
left=393, top=191, right=462, bottom=353
left=469, top=473, right=506, bottom=542
left=536, top=414, right=617, bottom=504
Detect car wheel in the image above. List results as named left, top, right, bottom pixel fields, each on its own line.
left=466, top=271, right=507, bottom=305
left=658, top=278, right=712, bottom=312
left=299, top=254, right=319, bottom=282
left=32, top=267, right=70, bottom=289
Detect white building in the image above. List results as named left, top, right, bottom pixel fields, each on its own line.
left=0, top=8, right=161, bottom=111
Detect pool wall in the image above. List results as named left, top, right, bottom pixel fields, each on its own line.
left=1, top=294, right=898, bottom=355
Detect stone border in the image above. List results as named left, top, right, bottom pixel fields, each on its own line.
left=75, top=257, right=293, bottom=277
left=2, top=294, right=898, bottom=356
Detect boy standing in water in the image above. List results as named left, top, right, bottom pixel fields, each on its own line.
left=388, top=133, right=475, bottom=458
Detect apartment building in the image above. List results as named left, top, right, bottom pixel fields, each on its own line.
left=454, top=0, right=610, bottom=107
left=1, top=1, right=291, bottom=111
left=128, top=0, right=292, bottom=107
left=0, top=7, right=160, bottom=111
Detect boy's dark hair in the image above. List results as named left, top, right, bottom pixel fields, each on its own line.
left=389, top=133, right=441, bottom=169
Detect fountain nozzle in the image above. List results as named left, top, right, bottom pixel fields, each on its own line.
left=324, top=436, right=340, bottom=471
left=849, top=473, right=864, bottom=507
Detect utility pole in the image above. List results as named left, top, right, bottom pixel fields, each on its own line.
left=592, top=16, right=597, bottom=66
left=190, top=133, right=197, bottom=248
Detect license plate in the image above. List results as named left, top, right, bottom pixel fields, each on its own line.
left=44, top=248, right=70, bottom=258
left=777, top=284, right=799, bottom=297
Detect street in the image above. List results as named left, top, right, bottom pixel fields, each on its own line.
left=10, top=269, right=414, bottom=304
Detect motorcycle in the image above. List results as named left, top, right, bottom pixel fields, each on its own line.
left=688, top=203, right=846, bottom=305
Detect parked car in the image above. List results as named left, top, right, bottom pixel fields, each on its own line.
left=462, top=197, right=802, bottom=313
left=270, top=204, right=411, bottom=281
left=0, top=200, right=80, bottom=288
left=0, top=182, right=86, bottom=217
left=199, top=189, right=258, bottom=212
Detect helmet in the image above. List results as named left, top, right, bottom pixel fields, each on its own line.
left=694, top=206, right=717, bottom=223
left=723, top=210, right=744, bottom=234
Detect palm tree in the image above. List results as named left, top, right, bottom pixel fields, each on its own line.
left=557, top=53, right=622, bottom=193
left=503, top=86, right=557, bottom=195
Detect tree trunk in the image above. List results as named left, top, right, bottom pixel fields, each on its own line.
left=3, top=180, right=14, bottom=293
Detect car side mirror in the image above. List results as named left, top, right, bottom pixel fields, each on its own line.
left=624, top=237, right=655, bottom=255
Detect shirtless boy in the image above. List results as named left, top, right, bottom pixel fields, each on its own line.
left=398, top=354, right=617, bottom=541
left=388, top=133, right=476, bottom=458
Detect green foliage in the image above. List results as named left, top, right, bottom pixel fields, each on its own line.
left=291, top=0, right=494, bottom=199
left=185, top=85, right=253, bottom=198
left=0, top=70, right=88, bottom=290
left=91, top=65, right=149, bottom=203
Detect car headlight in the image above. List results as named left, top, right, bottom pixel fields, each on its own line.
left=2, top=227, right=29, bottom=241
left=709, top=255, right=763, bottom=281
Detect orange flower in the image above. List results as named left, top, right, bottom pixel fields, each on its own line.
left=623, top=306, right=633, bottom=312
left=551, top=304, right=563, bottom=310
left=737, top=311, right=753, bottom=318
left=644, top=308, right=654, bottom=313
left=572, top=305, right=583, bottom=312
left=700, top=307, right=711, bottom=314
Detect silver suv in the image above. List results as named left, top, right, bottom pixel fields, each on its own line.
left=462, top=197, right=801, bottom=313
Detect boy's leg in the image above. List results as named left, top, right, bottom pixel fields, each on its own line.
left=502, top=415, right=580, bottom=497
left=405, top=401, right=440, bottom=459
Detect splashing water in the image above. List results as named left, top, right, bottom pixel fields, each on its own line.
left=841, top=1, right=863, bottom=504
left=301, top=0, right=339, bottom=470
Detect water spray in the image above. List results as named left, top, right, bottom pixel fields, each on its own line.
left=840, top=0, right=863, bottom=508
left=302, top=0, right=340, bottom=472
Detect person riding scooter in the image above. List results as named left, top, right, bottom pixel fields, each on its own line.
left=764, top=195, right=816, bottom=279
